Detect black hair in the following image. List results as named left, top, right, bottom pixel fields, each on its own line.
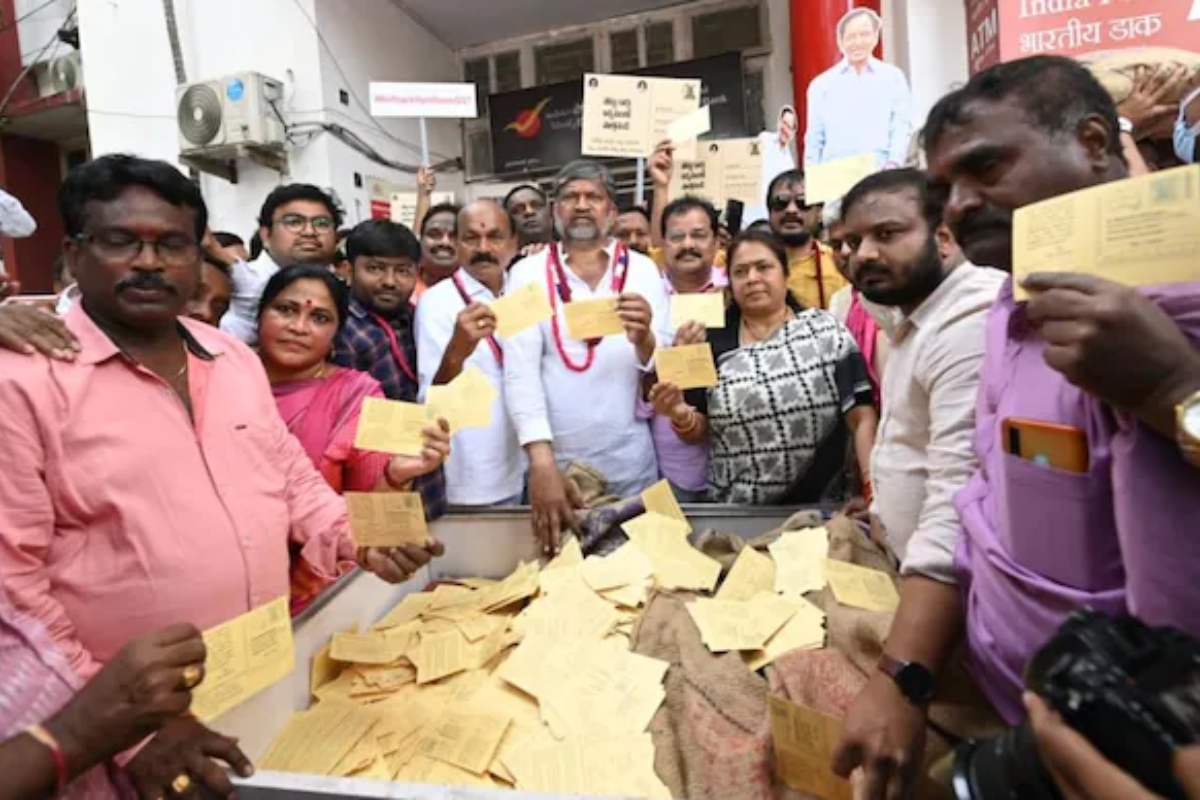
left=345, top=218, right=422, bottom=263
left=257, top=183, right=343, bottom=230
left=841, top=168, right=945, bottom=232
left=213, top=231, right=244, bottom=248
left=660, top=196, right=719, bottom=237
left=746, top=219, right=773, bottom=233
left=616, top=204, right=651, bottom=224
left=924, top=55, right=1124, bottom=161
left=249, top=229, right=263, bottom=260
left=502, top=184, right=546, bottom=209
left=765, top=168, right=805, bottom=205
left=59, top=154, right=208, bottom=240
left=420, top=202, right=462, bottom=236
left=725, top=229, right=805, bottom=316
left=257, top=263, right=351, bottom=332
left=203, top=255, right=233, bottom=274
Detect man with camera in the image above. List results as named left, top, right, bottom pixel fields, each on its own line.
left=832, top=55, right=1200, bottom=800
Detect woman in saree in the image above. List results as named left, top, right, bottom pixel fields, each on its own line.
left=256, top=265, right=450, bottom=610
left=650, top=229, right=878, bottom=505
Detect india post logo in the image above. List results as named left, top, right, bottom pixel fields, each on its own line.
left=505, top=98, right=552, bottom=139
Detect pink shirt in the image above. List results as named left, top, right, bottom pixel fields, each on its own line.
left=0, top=306, right=354, bottom=681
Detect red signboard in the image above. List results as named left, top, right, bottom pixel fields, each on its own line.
left=993, top=0, right=1200, bottom=62
left=370, top=199, right=391, bottom=220
left=966, top=0, right=1001, bottom=75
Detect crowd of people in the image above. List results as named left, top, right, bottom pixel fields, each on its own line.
left=0, top=50, right=1197, bottom=799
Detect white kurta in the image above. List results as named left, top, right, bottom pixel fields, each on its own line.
left=414, top=268, right=523, bottom=505
left=504, top=241, right=670, bottom=496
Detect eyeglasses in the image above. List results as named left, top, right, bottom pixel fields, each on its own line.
left=73, top=231, right=200, bottom=266
left=768, top=194, right=815, bottom=213
left=277, top=213, right=335, bottom=233
left=664, top=229, right=715, bottom=245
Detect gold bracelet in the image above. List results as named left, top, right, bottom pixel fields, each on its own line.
left=671, top=409, right=698, bottom=436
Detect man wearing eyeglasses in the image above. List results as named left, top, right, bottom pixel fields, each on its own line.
left=767, top=169, right=847, bottom=310
left=215, top=184, right=342, bottom=345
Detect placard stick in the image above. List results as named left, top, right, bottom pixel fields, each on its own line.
left=419, top=117, right=430, bottom=166
left=635, top=157, right=646, bottom=206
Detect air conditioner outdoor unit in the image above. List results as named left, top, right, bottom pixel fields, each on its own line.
left=176, top=72, right=286, bottom=155
left=35, top=52, right=82, bottom=98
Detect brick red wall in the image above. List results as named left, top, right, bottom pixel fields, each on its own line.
left=0, top=134, right=64, bottom=292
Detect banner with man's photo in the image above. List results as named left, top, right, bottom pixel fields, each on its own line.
left=488, top=52, right=747, bottom=176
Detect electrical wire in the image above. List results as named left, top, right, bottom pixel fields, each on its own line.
left=0, top=4, right=75, bottom=119
left=285, top=0, right=455, bottom=163
left=0, top=0, right=62, bottom=36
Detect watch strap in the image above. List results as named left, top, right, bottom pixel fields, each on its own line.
left=877, top=653, right=936, bottom=705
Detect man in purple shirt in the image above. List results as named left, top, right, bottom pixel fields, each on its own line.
left=834, top=55, right=1200, bottom=799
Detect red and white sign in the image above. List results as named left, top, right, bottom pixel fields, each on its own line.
left=966, top=0, right=1001, bottom=75
left=975, top=0, right=1200, bottom=66
left=368, top=82, right=478, bottom=119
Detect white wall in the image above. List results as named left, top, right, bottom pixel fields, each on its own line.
left=15, top=0, right=73, bottom=67
left=886, top=0, right=970, bottom=132
left=312, top=0, right=465, bottom=228
left=76, top=0, right=463, bottom=239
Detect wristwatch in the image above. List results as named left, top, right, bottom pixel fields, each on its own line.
left=878, top=654, right=936, bottom=706
left=1175, top=389, right=1200, bottom=467
left=1118, top=116, right=1134, bottom=135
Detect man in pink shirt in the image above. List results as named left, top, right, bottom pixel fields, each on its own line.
left=0, top=154, right=441, bottom=797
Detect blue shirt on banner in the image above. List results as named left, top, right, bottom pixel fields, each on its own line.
left=804, top=57, right=913, bottom=168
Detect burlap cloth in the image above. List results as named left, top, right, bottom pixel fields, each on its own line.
left=629, top=512, right=1005, bottom=800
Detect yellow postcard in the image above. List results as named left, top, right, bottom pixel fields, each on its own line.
left=490, top=281, right=553, bottom=338
left=582, top=73, right=700, bottom=159
left=345, top=492, right=429, bottom=548
left=354, top=397, right=432, bottom=456
left=641, top=478, right=689, bottom=526
left=656, top=343, right=719, bottom=390
left=581, top=543, right=654, bottom=593
left=427, top=366, right=497, bottom=433
left=665, top=104, right=710, bottom=161
left=769, top=527, right=830, bottom=595
left=669, top=155, right=723, bottom=208
left=564, top=297, right=624, bottom=340
left=422, top=709, right=512, bottom=775
left=805, top=153, right=877, bottom=205
left=768, top=695, right=854, bottom=800
left=192, top=596, right=294, bottom=722
left=824, top=559, right=900, bottom=613
left=1013, top=164, right=1200, bottom=300
left=716, top=546, right=777, bottom=602
left=717, top=137, right=765, bottom=207
left=330, top=629, right=408, bottom=665
left=687, top=598, right=772, bottom=652
left=670, top=292, right=726, bottom=330
left=258, top=704, right=378, bottom=775
left=744, top=597, right=826, bottom=672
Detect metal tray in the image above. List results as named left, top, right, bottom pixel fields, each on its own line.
left=221, top=505, right=806, bottom=798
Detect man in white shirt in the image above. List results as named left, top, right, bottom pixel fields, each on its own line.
left=834, top=167, right=1004, bottom=774
left=505, top=160, right=669, bottom=553
left=804, top=7, right=912, bottom=168
left=216, top=184, right=342, bottom=344
left=745, top=105, right=798, bottom=225
left=415, top=200, right=523, bottom=506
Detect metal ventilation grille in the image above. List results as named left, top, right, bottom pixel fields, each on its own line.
left=178, top=84, right=223, bottom=146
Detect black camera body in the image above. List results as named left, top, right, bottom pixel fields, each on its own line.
left=953, top=609, right=1200, bottom=800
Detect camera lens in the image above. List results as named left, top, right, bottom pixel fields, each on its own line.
left=951, top=723, right=1062, bottom=800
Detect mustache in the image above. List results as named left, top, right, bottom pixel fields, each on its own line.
left=953, top=206, right=1011, bottom=244
left=470, top=252, right=499, bottom=266
left=116, top=272, right=175, bottom=294
left=676, top=248, right=704, bottom=261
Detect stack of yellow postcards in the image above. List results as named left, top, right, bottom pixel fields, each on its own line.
left=258, top=537, right=674, bottom=796
left=255, top=506, right=859, bottom=797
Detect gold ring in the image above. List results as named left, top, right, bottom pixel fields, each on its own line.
left=182, top=664, right=202, bottom=689
left=171, top=774, right=192, bottom=794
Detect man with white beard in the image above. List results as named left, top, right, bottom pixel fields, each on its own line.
left=504, top=160, right=669, bottom=554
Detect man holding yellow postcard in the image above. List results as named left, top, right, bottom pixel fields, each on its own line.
left=834, top=56, right=1200, bottom=799
left=415, top=200, right=524, bottom=506
left=505, top=160, right=670, bottom=553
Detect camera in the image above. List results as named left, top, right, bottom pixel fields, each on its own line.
left=952, top=609, right=1200, bottom=800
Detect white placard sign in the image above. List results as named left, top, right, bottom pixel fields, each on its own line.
left=368, top=82, right=478, bottom=119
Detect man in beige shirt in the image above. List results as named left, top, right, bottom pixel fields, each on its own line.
left=839, top=168, right=1004, bottom=579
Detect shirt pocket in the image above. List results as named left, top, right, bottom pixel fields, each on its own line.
left=1001, top=452, right=1122, bottom=592
left=228, top=421, right=290, bottom=501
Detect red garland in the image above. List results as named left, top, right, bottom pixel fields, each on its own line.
left=544, top=242, right=629, bottom=373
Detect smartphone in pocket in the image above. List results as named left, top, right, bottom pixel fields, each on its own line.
left=1001, top=417, right=1089, bottom=474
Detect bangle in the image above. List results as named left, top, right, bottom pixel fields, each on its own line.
left=671, top=409, right=698, bottom=436
left=26, top=724, right=68, bottom=795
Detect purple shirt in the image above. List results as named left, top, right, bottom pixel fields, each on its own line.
left=954, top=278, right=1200, bottom=724
left=638, top=272, right=731, bottom=493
